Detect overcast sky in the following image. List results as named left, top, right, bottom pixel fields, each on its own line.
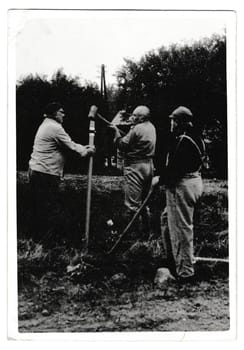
left=11, top=10, right=227, bottom=86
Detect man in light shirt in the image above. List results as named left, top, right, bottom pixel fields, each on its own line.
left=28, top=101, right=95, bottom=242
left=110, top=105, right=156, bottom=239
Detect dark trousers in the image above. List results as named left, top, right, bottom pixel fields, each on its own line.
left=29, top=169, right=61, bottom=243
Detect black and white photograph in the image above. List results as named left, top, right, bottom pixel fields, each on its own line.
left=7, top=7, right=237, bottom=341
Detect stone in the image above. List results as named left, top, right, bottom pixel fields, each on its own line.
left=42, top=309, right=50, bottom=316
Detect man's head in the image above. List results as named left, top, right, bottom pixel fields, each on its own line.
left=169, top=106, right=193, bottom=133
left=131, top=105, right=150, bottom=124
left=44, top=102, right=65, bottom=124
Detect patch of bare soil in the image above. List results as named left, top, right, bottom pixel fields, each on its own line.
left=17, top=239, right=229, bottom=333
left=18, top=273, right=229, bottom=332
left=17, top=176, right=229, bottom=333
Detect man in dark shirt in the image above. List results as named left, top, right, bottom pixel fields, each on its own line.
left=158, top=106, right=205, bottom=283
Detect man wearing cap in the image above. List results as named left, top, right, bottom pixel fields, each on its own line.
left=156, top=106, right=205, bottom=283
left=28, top=101, right=95, bottom=242
left=110, top=105, right=156, bottom=238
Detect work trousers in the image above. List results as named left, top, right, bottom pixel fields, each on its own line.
left=166, top=173, right=203, bottom=278
left=29, top=169, right=61, bottom=243
left=123, top=159, right=154, bottom=237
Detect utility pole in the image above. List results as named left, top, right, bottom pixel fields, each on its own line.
left=100, top=64, right=112, bottom=168
left=100, top=64, right=107, bottom=101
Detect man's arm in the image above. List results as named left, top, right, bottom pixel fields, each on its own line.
left=110, top=125, right=135, bottom=152
left=55, top=126, right=95, bottom=157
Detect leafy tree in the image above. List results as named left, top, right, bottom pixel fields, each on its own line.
left=16, top=34, right=227, bottom=177
left=16, top=69, right=106, bottom=173
left=115, top=34, right=227, bottom=177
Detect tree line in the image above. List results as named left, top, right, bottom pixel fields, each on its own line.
left=16, top=33, right=227, bottom=178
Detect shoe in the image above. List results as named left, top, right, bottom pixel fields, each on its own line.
left=154, top=267, right=176, bottom=289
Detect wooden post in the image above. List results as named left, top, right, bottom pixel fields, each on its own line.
left=101, top=64, right=107, bottom=101
left=100, top=64, right=111, bottom=168
left=84, top=105, right=97, bottom=254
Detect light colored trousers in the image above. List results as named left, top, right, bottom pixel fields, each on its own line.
left=123, top=159, right=154, bottom=215
left=166, top=173, right=203, bottom=278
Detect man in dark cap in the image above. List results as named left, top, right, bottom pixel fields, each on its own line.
left=28, top=101, right=95, bottom=242
left=156, top=106, right=205, bottom=283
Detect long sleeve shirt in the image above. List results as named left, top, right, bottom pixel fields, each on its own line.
left=29, top=118, right=88, bottom=177
left=115, top=121, right=156, bottom=164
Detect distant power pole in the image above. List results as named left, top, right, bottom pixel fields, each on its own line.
left=100, top=64, right=112, bottom=168
left=100, top=64, right=107, bottom=101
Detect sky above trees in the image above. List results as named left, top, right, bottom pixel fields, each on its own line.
left=11, top=10, right=228, bottom=86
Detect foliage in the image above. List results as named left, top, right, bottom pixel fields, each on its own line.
left=115, top=34, right=227, bottom=177
left=16, top=34, right=227, bottom=177
left=17, top=175, right=228, bottom=330
left=16, top=69, right=108, bottom=173
left=17, top=173, right=228, bottom=259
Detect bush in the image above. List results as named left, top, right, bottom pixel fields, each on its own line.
left=17, top=173, right=228, bottom=258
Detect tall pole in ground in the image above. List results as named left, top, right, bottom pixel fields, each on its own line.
left=101, top=64, right=111, bottom=167
left=84, top=105, right=97, bottom=254
left=100, top=65, right=104, bottom=97
left=101, top=64, right=107, bottom=101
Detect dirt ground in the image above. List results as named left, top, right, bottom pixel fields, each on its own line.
left=17, top=175, right=229, bottom=333
left=18, top=273, right=229, bottom=332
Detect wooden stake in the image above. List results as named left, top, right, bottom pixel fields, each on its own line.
left=84, top=105, right=97, bottom=254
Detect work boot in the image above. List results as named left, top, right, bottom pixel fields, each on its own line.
left=154, top=267, right=176, bottom=290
